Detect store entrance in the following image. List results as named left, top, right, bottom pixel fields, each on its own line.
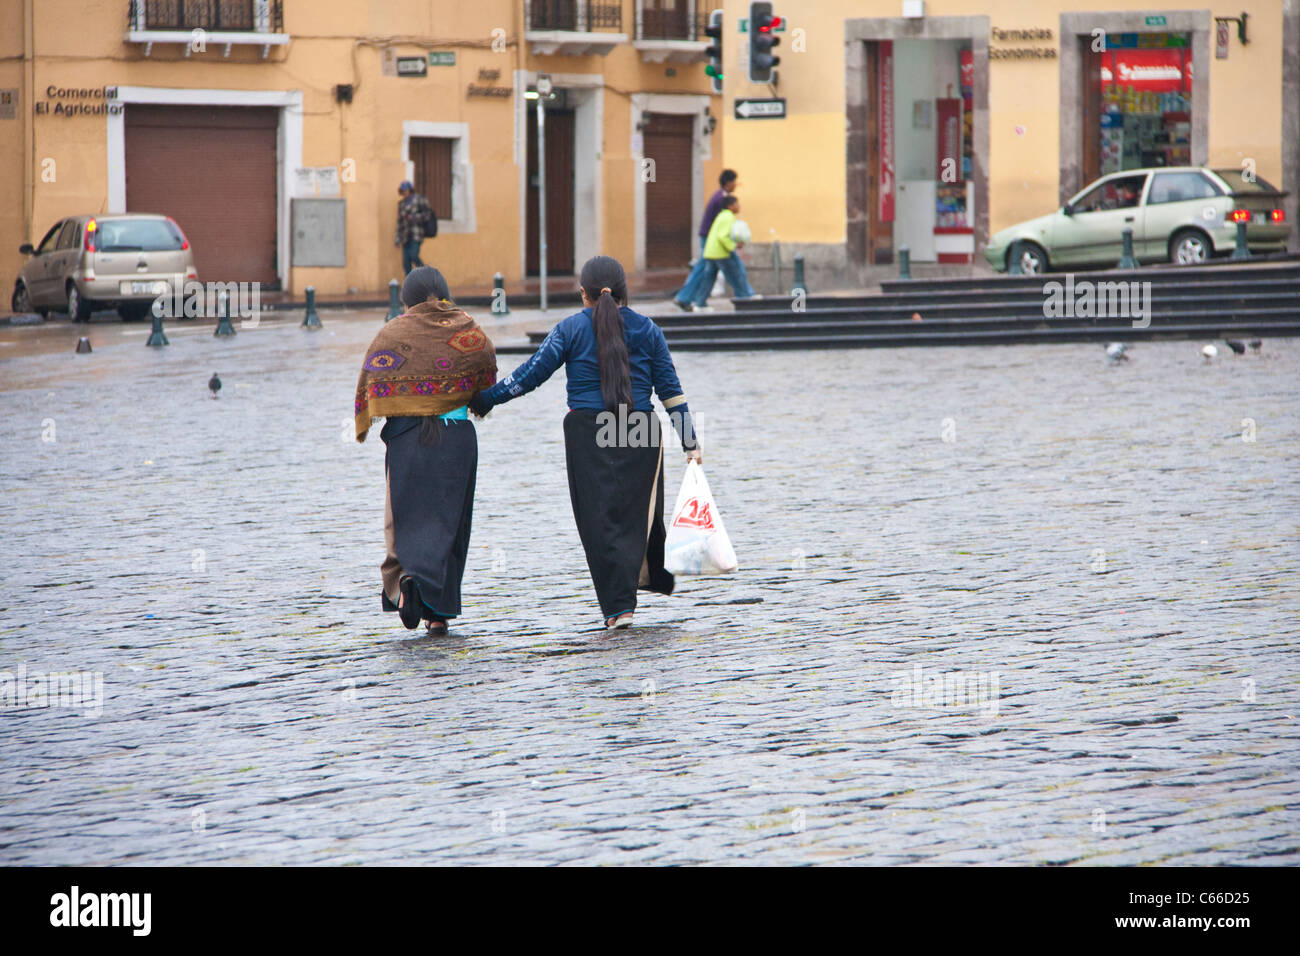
left=1081, top=32, right=1192, bottom=184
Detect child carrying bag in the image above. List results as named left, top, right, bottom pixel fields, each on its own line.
left=664, top=461, right=739, bottom=576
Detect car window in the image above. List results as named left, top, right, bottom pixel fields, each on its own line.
left=96, top=219, right=186, bottom=252
left=1072, top=174, right=1147, bottom=213
left=56, top=220, right=82, bottom=251
left=1213, top=169, right=1280, bottom=193
left=35, top=221, right=64, bottom=254
left=1149, top=172, right=1221, bottom=205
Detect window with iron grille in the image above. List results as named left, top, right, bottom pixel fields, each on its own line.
left=131, top=0, right=283, bottom=33
left=410, top=137, right=454, bottom=218
left=529, top=0, right=622, bottom=32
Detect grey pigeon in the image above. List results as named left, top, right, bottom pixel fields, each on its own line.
left=1105, top=342, right=1129, bottom=363
left=1248, top=339, right=1262, bottom=352
left=208, top=373, right=221, bottom=398
left=1224, top=339, right=1246, bottom=356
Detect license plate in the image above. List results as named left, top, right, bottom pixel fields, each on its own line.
left=122, top=280, right=167, bottom=295
left=1252, top=212, right=1269, bottom=224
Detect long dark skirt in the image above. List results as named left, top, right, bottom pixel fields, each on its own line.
left=379, top=417, right=477, bottom=620
left=564, top=409, right=674, bottom=620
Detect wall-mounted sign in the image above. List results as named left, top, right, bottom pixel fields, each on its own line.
left=293, top=166, right=341, bottom=198
left=1145, top=15, right=1167, bottom=27
left=990, top=27, right=1057, bottom=60
left=33, top=85, right=123, bottom=116
left=1216, top=20, right=1230, bottom=59
left=734, top=97, right=786, bottom=119
left=396, top=56, right=428, bottom=77
left=0, top=88, right=16, bottom=120
left=468, top=70, right=511, bottom=98
left=428, top=51, right=456, bottom=66
left=382, top=48, right=397, bottom=76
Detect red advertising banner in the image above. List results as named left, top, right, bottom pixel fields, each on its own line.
left=878, top=40, right=894, bottom=222
left=1101, top=48, right=1191, bottom=92
left=935, top=97, right=962, bottom=184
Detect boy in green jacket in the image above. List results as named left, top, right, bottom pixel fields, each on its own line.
left=690, top=195, right=758, bottom=308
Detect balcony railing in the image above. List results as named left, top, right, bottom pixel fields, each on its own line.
left=638, top=2, right=718, bottom=42
left=128, top=0, right=283, bottom=34
left=529, top=0, right=623, bottom=33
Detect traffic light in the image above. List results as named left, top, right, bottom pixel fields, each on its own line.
left=704, top=9, right=723, bottom=94
left=748, top=2, right=781, bottom=84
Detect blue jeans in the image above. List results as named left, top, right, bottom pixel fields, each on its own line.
left=673, top=252, right=713, bottom=306
left=402, top=239, right=424, bottom=275
left=691, top=253, right=755, bottom=305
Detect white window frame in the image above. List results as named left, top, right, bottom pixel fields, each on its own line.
left=401, top=121, right=476, bottom=234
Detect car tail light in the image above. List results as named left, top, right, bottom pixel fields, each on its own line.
left=1229, top=209, right=1251, bottom=223
left=1271, top=208, right=1285, bottom=223
left=185, top=267, right=198, bottom=280
left=167, top=216, right=190, bottom=251
left=84, top=218, right=97, bottom=252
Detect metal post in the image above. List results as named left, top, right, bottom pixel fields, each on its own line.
left=1232, top=220, right=1251, bottom=260
left=1118, top=228, right=1140, bottom=269
left=792, top=253, right=807, bottom=295
left=771, top=239, right=781, bottom=296
left=492, top=271, right=509, bottom=314
left=385, top=279, right=402, bottom=321
left=146, top=307, right=169, bottom=347
left=302, top=286, right=322, bottom=329
left=75, top=336, right=92, bottom=353
left=1007, top=239, right=1024, bottom=275
left=214, top=289, right=236, bottom=336
left=537, top=81, right=548, bottom=313
left=898, top=246, right=911, bottom=280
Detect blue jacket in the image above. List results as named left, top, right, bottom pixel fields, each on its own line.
left=478, top=306, right=698, bottom=449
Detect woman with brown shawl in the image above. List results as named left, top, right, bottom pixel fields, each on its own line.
left=354, top=267, right=497, bottom=634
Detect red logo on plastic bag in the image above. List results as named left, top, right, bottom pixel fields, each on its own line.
left=673, top=497, right=715, bottom=531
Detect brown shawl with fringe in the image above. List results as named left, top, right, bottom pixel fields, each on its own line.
left=354, top=299, right=497, bottom=442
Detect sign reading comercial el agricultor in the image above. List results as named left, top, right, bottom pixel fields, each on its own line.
left=33, top=85, right=123, bottom=116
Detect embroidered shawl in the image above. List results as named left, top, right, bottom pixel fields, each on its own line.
left=354, top=299, right=497, bottom=442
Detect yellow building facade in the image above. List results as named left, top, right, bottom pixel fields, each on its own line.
left=716, top=0, right=1298, bottom=286
left=1, top=0, right=725, bottom=301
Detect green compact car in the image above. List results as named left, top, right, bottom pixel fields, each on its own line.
left=985, top=167, right=1289, bottom=274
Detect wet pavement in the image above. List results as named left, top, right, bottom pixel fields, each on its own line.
left=1, top=309, right=1297, bottom=865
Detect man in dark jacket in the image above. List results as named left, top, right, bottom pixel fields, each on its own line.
left=673, top=169, right=738, bottom=310
left=395, top=180, right=435, bottom=275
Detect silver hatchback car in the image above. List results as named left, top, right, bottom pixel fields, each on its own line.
left=13, top=214, right=198, bottom=321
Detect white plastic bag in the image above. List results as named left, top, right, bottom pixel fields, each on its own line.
left=664, top=462, right=738, bottom=576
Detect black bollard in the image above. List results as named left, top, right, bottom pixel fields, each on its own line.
left=214, top=290, right=236, bottom=336
left=791, top=254, right=808, bottom=296
left=1007, top=239, right=1025, bottom=275
left=898, top=246, right=911, bottom=280
left=1117, top=227, right=1140, bottom=269
left=492, top=271, right=510, bottom=315
left=1232, top=220, right=1251, bottom=261
left=75, top=336, right=92, bottom=354
left=146, top=308, right=169, bottom=347
left=301, top=286, right=322, bottom=329
left=385, top=279, right=402, bottom=321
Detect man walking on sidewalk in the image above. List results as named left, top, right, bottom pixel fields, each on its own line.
left=672, top=169, right=738, bottom=310
left=395, top=180, right=436, bottom=275
left=689, top=195, right=757, bottom=309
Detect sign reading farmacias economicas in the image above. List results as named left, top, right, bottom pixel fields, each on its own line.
left=34, top=85, right=122, bottom=116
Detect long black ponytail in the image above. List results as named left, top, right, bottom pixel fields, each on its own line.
left=579, top=255, right=632, bottom=411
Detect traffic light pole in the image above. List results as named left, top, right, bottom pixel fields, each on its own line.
left=537, top=78, right=548, bottom=313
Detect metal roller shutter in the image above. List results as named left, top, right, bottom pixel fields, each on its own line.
left=125, top=104, right=279, bottom=286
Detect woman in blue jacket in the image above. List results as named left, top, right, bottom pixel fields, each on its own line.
left=471, top=255, right=701, bottom=629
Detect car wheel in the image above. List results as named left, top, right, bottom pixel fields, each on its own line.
left=12, top=281, right=35, bottom=315
left=67, top=283, right=91, bottom=322
left=1170, top=229, right=1212, bottom=265
left=117, top=302, right=151, bottom=322
left=1008, top=242, right=1049, bottom=275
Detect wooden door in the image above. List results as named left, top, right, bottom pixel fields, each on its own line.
left=864, top=42, right=894, bottom=264
left=642, top=113, right=695, bottom=269
left=526, top=108, right=575, bottom=276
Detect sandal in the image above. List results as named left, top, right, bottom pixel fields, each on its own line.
left=605, top=613, right=634, bottom=630
left=425, top=616, right=448, bottom=636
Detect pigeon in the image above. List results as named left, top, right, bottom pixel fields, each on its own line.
left=1248, top=339, right=1262, bottom=352
left=208, top=373, right=221, bottom=398
left=1105, top=342, right=1129, bottom=363
left=1201, top=345, right=1218, bottom=363
left=1224, top=339, right=1246, bottom=356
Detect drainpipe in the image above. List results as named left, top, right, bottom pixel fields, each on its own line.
left=24, top=0, right=35, bottom=242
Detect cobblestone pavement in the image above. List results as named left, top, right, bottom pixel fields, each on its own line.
left=1, top=310, right=1297, bottom=865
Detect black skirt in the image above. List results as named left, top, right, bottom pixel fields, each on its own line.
left=380, top=417, right=477, bottom=619
left=564, top=409, right=674, bottom=620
